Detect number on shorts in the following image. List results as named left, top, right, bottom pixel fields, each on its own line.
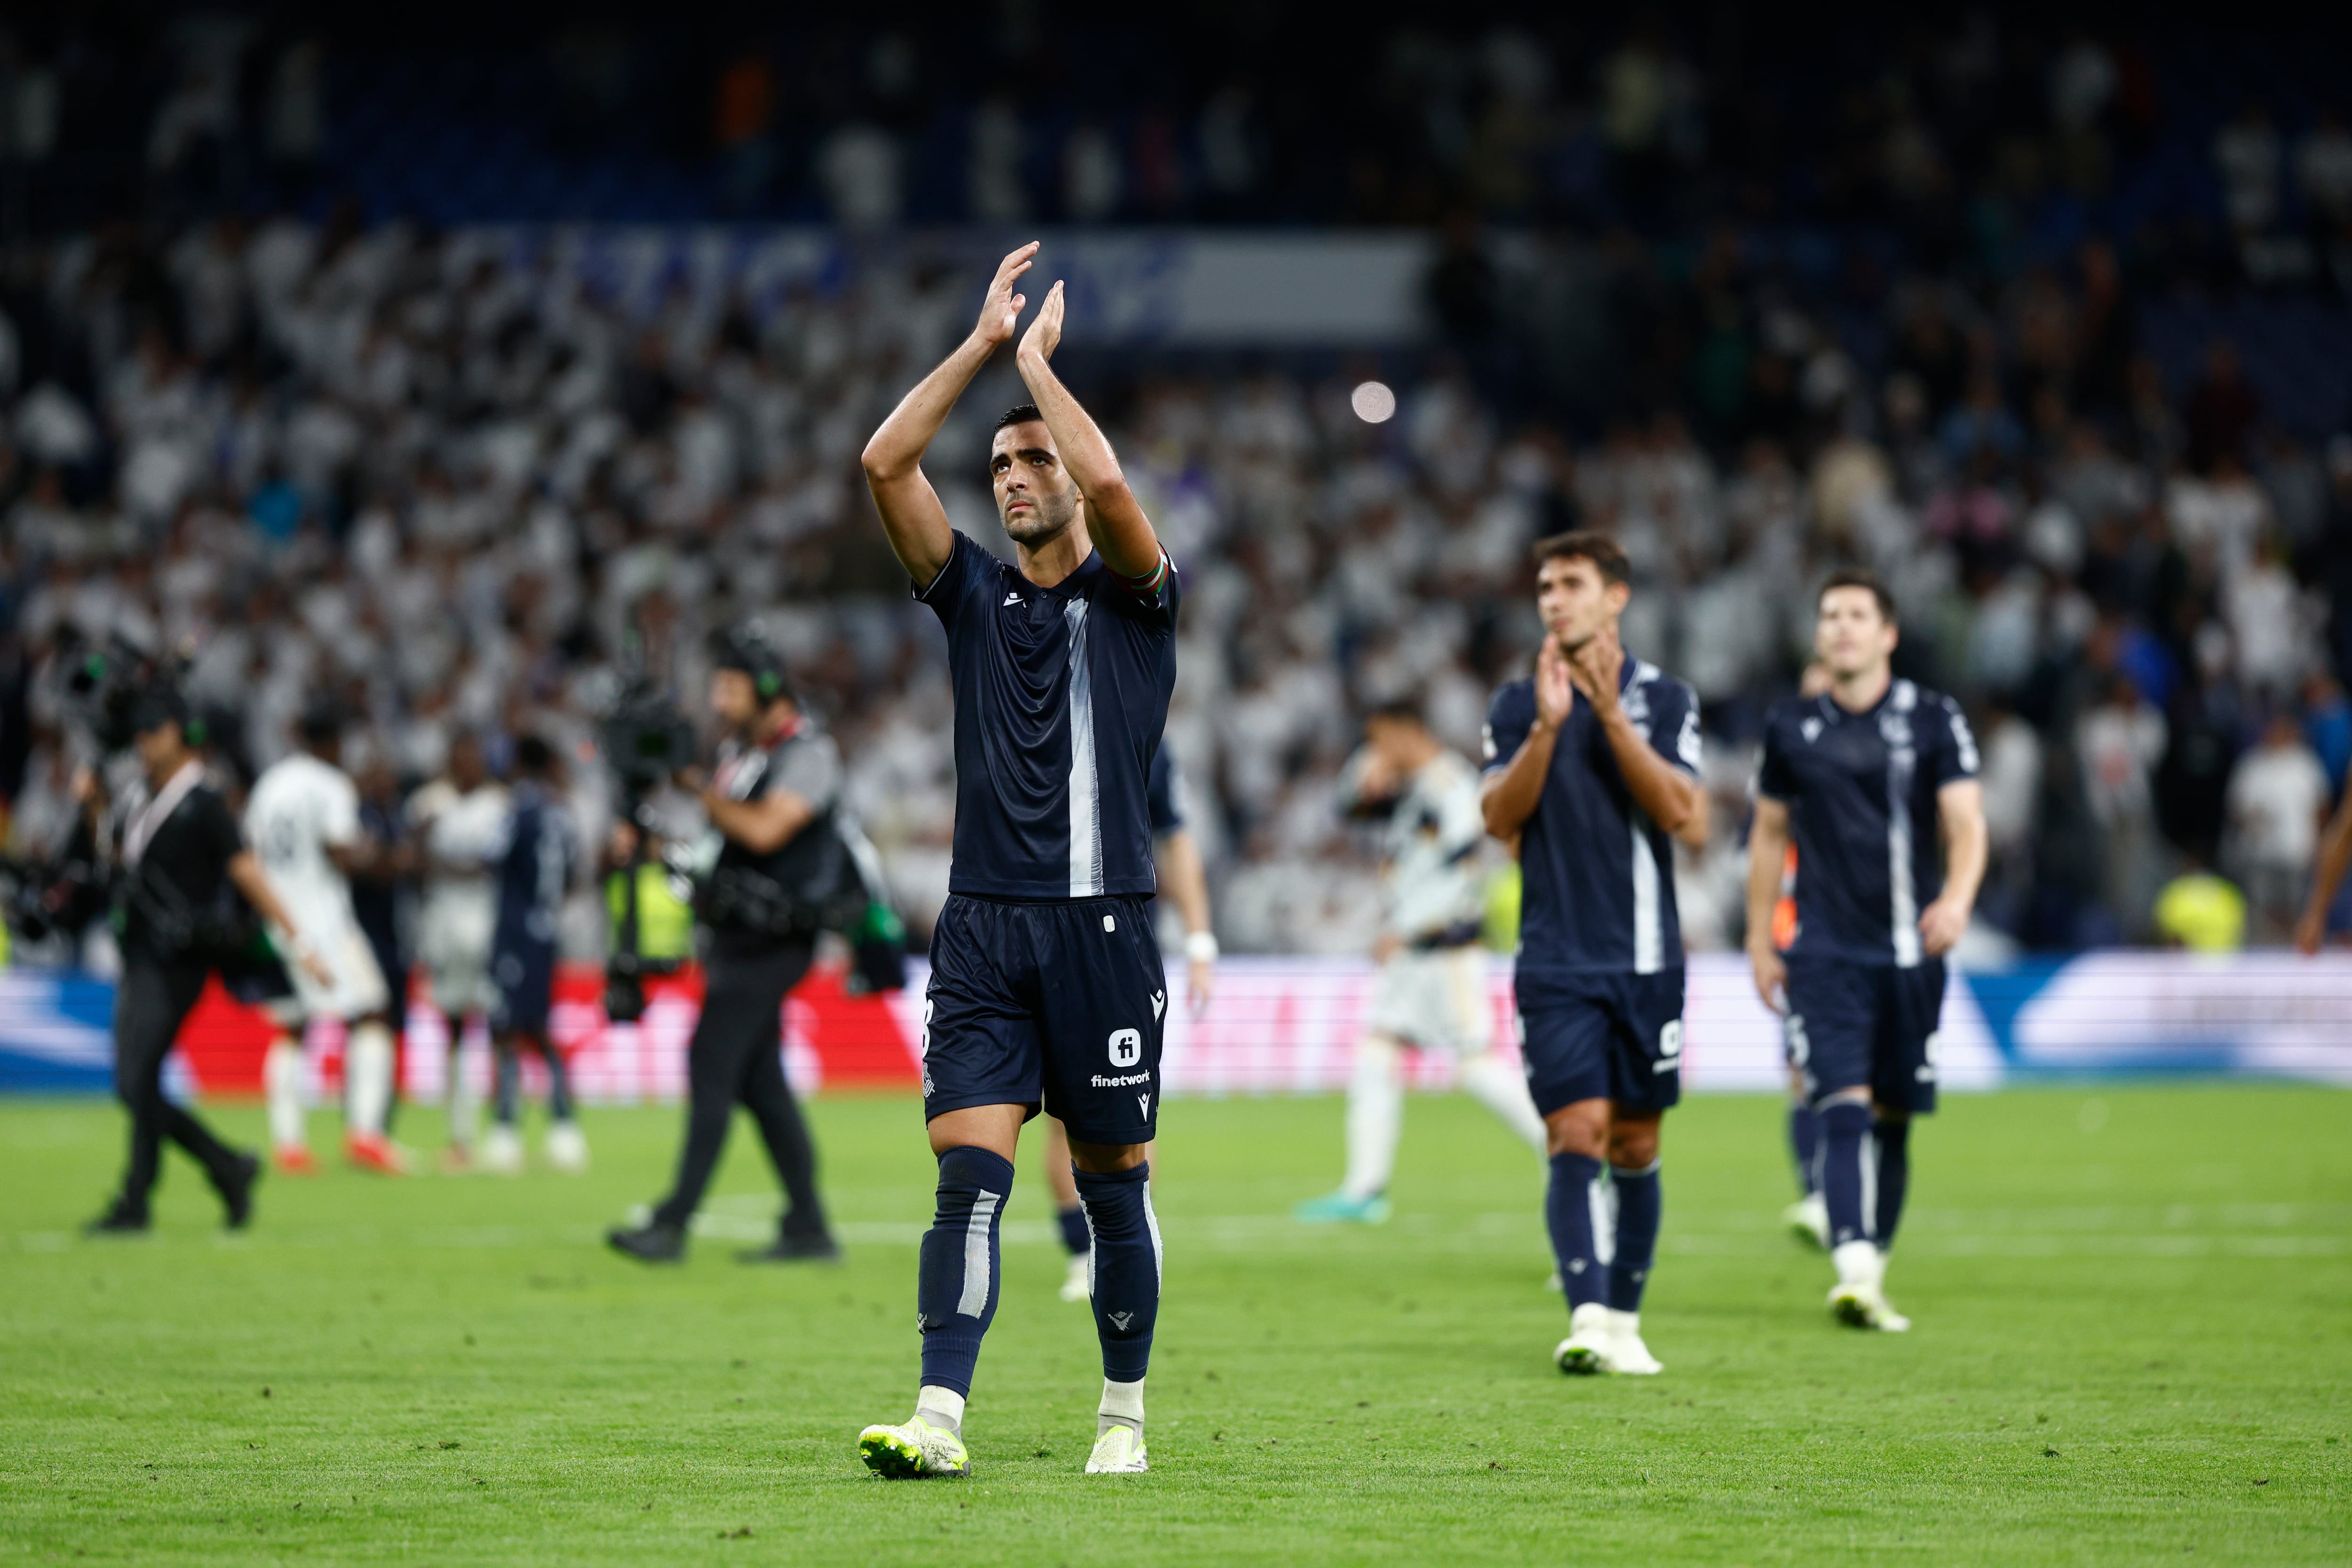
left=1108, top=1028, right=1142, bottom=1068
left=920, top=992, right=935, bottom=1053
left=1785, top=1014, right=1810, bottom=1067
left=1923, top=1030, right=1940, bottom=1066
left=1658, top=1019, right=1683, bottom=1061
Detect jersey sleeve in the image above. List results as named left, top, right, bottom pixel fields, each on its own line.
left=910, top=531, right=987, bottom=629
left=320, top=772, right=362, bottom=849
left=1434, top=759, right=1487, bottom=860
left=1926, top=694, right=1981, bottom=789
left=1482, top=683, right=1534, bottom=777
left=1756, top=710, right=1796, bottom=802
left=1146, top=748, right=1187, bottom=835
left=1110, top=548, right=1180, bottom=629
left=771, top=733, right=844, bottom=814
left=1648, top=679, right=1704, bottom=778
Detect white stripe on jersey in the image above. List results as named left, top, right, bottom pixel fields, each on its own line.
left=1887, top=679, right=1922, bottom=968
left=1065, top=599, right=1104, bottom=898
left=1630, top=815, right=1663, bottom=975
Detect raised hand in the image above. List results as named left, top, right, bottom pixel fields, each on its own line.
left=1565, top=624, right=1624, bottom=711
left=1019, top=278, right=1065, bottom=363
left=1534, top=634, right=1575, bottom=731
left=974, top=243, right=1039, bottom=347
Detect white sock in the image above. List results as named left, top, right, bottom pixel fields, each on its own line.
left=1341, top=1034, right=1404, bottom=1200
left=265, top=1039, right=307, bottom=1151
left=915, top=1385, right=966, bottom=1438
left=1832, top=1239, right=1885, bottom=1290
left=1459, top=1050, right=1547, bottom=1155
left=1098, top=1376, right=1145, bottom=1436
left=447, top=1027, right=480, bottom=1150
left=347, top=1021, right=395, bottom=1138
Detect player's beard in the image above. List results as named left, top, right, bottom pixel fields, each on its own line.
left=1001, top=487, right=1079, bottom=549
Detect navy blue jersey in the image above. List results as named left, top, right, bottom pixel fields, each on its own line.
left=1146, top=746, right=1189, bottom=837
left=1484, top=658, right=1702, bottom=975
left=916, top=530, right=1180, bottom=899
left=1756, top=678, right=1979, bottom=968
left=491, top=782, right=576, bottom=960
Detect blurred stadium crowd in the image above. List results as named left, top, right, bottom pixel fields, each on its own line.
left=0, top=8, right=2349, bottom=963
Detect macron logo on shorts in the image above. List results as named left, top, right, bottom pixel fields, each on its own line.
left=1151, top=990, right=1166, bottom=1019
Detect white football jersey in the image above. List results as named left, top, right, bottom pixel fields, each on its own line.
left=409, top=777, right=509, bottom=965
left=244, top=751, right=365, bottom=948
left=1379, top=750, right=1491, bottom=943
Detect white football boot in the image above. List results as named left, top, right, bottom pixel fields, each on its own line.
left=479, top=1123, right=525, bottom=1175
left=1554, top=1301, right=1616, bottom=1375
left=1058, top=1252, right=1092, bottom=1303
left=1783, top=1193, right=1829, bottom=1250
left=1605, top=1308, right=1663, bottom=1375
left=858, top=1415, right=971, bottom=1478
left=544, top=1120, right=589, bottom=1174
left=1828, top=1240, right=1911, bottom=1331
left=1085, top=1425, right=1149, bottom=1473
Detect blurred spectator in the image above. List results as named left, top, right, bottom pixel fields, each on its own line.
left=2077, top=673, right=2168, bottom=937
left=2224, top=713, right=2330, bottom=941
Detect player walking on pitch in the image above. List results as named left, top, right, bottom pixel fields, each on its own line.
left=247, top=706, right=404, bottom=1175
left=1481, top=533, right=1708, bottom=1377
left=1296, top=699, right=1545, bottom=1224
left=1745, top=570, right=1986, bottom=1331
left=858, top=243, right=1179, bottom=1476
left=407, top=732, right=509, bottom=1169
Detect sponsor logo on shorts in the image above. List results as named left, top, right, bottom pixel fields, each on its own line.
left=1091, top=1071, right=1153, bottom=1088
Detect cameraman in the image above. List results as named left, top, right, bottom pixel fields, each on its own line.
left=83, top=688, right=331, bottom=1234
left=608, top=628, right=841, bottom=1265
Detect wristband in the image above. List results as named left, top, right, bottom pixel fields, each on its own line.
left=1184, top=931, right=1219, bottom=964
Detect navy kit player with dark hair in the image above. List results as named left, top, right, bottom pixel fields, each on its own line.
left=1481, top=532, right=1709, bottom=1378
left=857, top=243, right=1178, bottom=1478
left=1745, top=569, right=1987, bottom=1332
left=486, top=735, right=585, bottom=1170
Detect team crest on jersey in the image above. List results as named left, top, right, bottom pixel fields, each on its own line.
left=1801, top=716, right=1824, bottom=744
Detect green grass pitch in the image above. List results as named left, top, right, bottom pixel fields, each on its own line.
left=2, top=1083, right=2346, bottom=1565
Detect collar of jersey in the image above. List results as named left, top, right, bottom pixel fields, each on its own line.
left=1017, top=549, right=1102, bottom=598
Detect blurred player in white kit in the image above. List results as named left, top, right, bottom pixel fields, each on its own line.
left=247, top=704, right=402, bottom=1175
left=1296, top=699, right=1546, bottom=1223
left=405, top=732, right=509, bottom=1170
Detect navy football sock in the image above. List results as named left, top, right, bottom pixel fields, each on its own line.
left=1545, top=1151, right=1609, bottom=1311
left=1788, top=1100, right=1822, bottom=1196
left=916, top=1145, right=1015, bottom=1400
left=1073, top=1162, right=1160, bottom=1383
left=1056, top=1201, right=1092, bottom=1258
left=1605, top=1161, right=1661, bottom=1312
left=1872, top=1116, right=1911, bottom=1250
left=1820, top=1102, right=1875, bottom=1250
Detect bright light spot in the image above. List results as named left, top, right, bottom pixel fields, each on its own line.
left=1350, top=380, right=1397, bottom=424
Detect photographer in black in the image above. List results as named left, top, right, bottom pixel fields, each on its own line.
left=82, top=687, right=332, bottom=1234
left=607, top=627, right=842, bottom=1265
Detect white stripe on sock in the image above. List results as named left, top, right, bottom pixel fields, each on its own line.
left=957, top=1190, right=1001, bottom=1317
left=1589, top=1175, right=1617, bottom=1268
left=1859, top=1134, right=1879, bottom=1242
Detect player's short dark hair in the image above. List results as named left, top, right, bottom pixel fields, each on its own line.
left=515, top=733, right=556, bottom=776
left=1531, top=530, right=1630, bottom=587
left=297, top=699, right=343, bottom=747
left=1818, top=567, right=1899, bottom=625
left=1365, top=697, right=1426, bottom=729
left=994, top=403, right=1045, bottom=431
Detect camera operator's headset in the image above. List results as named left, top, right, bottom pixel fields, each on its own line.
left=715, top=625, right=793, bottom=708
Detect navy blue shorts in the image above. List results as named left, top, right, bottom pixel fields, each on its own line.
left=922, top=894, right=1168, bottom=1146
left=1512, top=967, right=1685, bottom=1119
left=492, top=941, right=556, bottom=1039
left=1783, top=955, right=1946, bottom=1114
